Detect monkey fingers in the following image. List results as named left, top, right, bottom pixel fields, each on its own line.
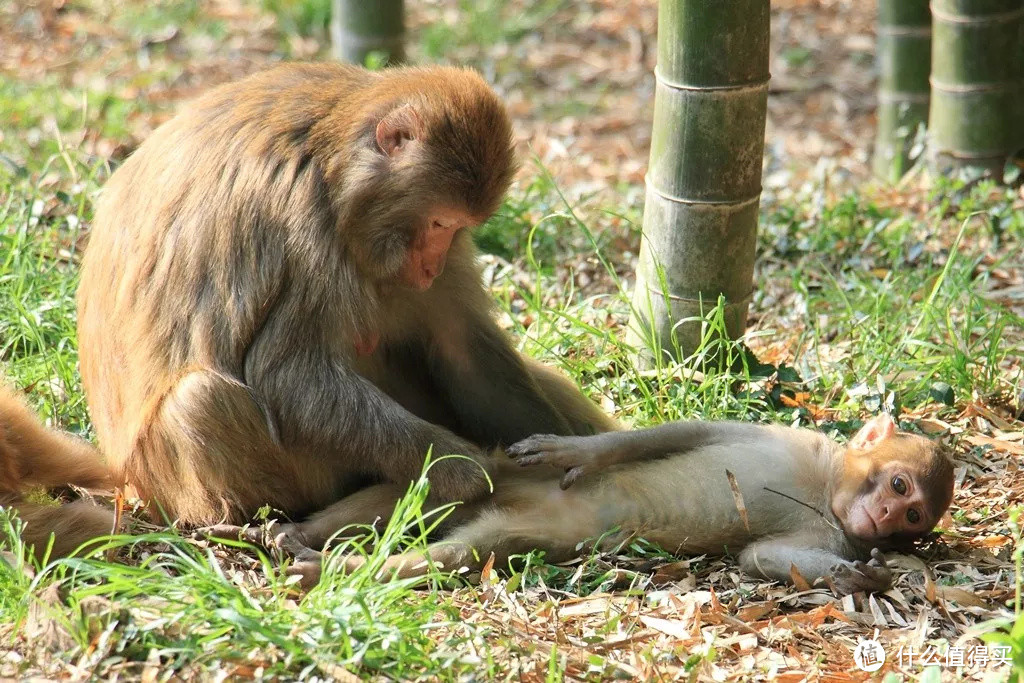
left=200, top=522, right=316, bottom=559
left=507, top=434, right=594, bottom=489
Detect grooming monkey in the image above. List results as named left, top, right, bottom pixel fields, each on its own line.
left=1, top=63, right=614, bottom=557
left=248, top=414, right=954, bottom=595
left=73, top=65, right=613, bottom=525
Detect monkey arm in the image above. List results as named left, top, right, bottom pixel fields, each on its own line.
left=508, top=421, right=769, bottom=488
left=429, top=322, right=575, bottom=447
left=252, top=350, right=493, bottom=503
left=738, top=537, right=892, bottom=594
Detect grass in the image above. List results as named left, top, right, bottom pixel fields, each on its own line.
left=1, top=480, right=490, bottom=679
left=3, top=0, right=1024, bottom=679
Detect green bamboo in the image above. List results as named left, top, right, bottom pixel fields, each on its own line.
left=929, top=0, right=1024, bottom=171
left=331, top=0, right=405, bottom=66
left=873, top=0, right=932, bottom=182
left=628, top=0, right=770, bottom=361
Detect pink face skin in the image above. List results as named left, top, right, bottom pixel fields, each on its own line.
left=831, top=414, right=946, bottom=544
left=399, top=209, right=476, bottom=291
left=842, top=462, right=934, bottom=541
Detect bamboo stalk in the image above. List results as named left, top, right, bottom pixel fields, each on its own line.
left=929, top=0, right=1024, bottom=171
left=628, top=0, right=770, bottom=361
left=332, top=0, right=405, bottom=66
left=873, top=0, right=932, bottom=182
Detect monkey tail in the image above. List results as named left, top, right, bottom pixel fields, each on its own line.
left=0, top=383, right=119, bottom=558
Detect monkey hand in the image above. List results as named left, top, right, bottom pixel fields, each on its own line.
left=507, top=434, right=594, bottom=489
left=829, top=548, right=892, bottom=595
left=425, top=444, right=495, bottom=502
left=200, top=522, right=326, bottom=589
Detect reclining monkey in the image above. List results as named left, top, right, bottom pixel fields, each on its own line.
left=226, top=414, right=954, bottom=594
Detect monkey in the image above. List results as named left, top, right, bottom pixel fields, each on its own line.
left=0, top=384, right=116, bottom=558
left=4, top=62, right=614, bottom=557
left=236, top=414, right=954, bottom=595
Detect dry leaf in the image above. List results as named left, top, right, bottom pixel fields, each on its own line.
left=789, top=565, right=812, bottom=591
left=737, top=601, right=777, bottom=622
left=964, top=434, right=1024, bottom=455
left=638, top=615, right=694, bottom=641
left=934, top=586, right=990, bottom=609
left=726, top=470, right=750, bottom=532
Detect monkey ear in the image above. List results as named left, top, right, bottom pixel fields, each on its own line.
left=376, top=105, right=422, bottom=158
left=849, top=414, right=897, bottom=451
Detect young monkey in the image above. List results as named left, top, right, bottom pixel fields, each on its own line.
left=255, top=414, right=954, bottom=594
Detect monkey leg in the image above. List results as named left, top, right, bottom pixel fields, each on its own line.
left=204, top=483, right=409, bottom=549
left=203, top=481, right=488, bottom=589
left=130, top=370, right=336, bottom=526
left=328, top=504, right=595, bottom=585
left=292, top=483, right=410, bottom=546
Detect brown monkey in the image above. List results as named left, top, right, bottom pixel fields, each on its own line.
left=0, top=384, right=115, bottom=558
left=257, top=414, right=953, bottom=594
left=69, top=63, right=613, bottom=539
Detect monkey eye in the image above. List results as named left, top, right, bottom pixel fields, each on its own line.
left=891, top=475, right=908, bottom=495
left=907, top=509, right=921, bottom=524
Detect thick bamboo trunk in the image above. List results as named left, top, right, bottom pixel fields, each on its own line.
left=929, top=0, right=1024, bottom=172
left=628, top=0, right=770, bottom=361
left=332, top=0, right=405, bottom=66
left=873, top=0, right=932, bottom=182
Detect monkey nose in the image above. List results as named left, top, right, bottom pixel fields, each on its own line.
left=424, top=255, right=446, bottom=280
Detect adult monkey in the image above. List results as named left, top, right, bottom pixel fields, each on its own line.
left=75, top=63, right=614, bottom=532
left=252, top=415, right=955, bottom=594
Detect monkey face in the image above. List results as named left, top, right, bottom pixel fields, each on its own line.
left=353, top=95, right=509, bottom=292
left=842, top=461, right=937, bottom=541
left=833, top=415, right=954, bottom=545
left=398, top=208, right=476, bottom=291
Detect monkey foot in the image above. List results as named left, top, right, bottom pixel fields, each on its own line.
left=198, top=523, right=326, bottom=589
left=275, top=532, right=325, bottom=589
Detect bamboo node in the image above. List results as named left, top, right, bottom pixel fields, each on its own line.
left=645, top=286, right=755, bottom=308
left=654, top=65, right=770, bottom=93
left=929, top=77, right=1024, bottom=94
left=929, top=4, right=1024, bottom=24
left=645, top=179, right=762, bottom=208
